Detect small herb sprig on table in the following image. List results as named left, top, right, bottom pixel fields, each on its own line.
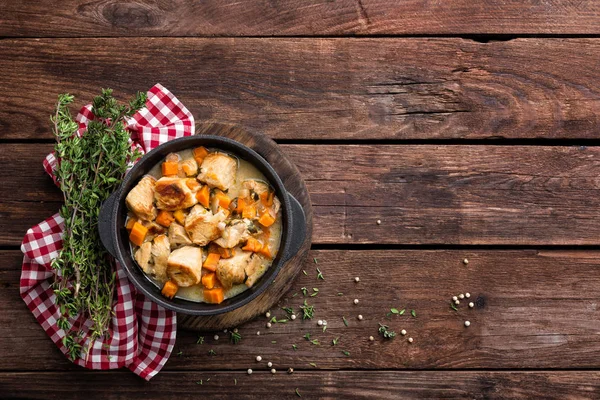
left=50, top=89, right=147, bottom=360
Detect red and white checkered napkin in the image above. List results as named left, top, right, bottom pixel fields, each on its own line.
left=20, top=84, right=194, bottom=380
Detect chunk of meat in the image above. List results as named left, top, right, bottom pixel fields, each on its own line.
left=243, top=179, right=269, bottom=195
left=197, top=153, right=237, bottom=190
left=213, top=220, right=251, bottom=249
left=244, top=179, right=281, bottom=214
left=168, top=222, right=192, bottom=248
left=245, top=254, right=269, bottom=288
left=215, top=250, right=251, bottom=289
left=126, top=176, right=157, bottom=221
left=134, top=242, right=153, bottom=274
left=167, top=246, right=204, bottom=287
left=150, top=234, right=171, bottom=282
left=184, top=205, right=227, bottom=246
left=272, top=196, right=281, bottom=215
left=141, top=220, right=166, bottom=242
left=154, top=177, right=197, bottom=211
left=180, top=158, right=198, bottom=177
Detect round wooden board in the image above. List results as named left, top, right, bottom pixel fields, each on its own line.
left=178, top=122, right=313, bottom=331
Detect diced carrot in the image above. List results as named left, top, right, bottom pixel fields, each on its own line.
left=129, top=222, right=149, bottom=246
left=161, top=161, right=179, bottom=176
left=260, top=191, right=274, bottom=207
left=258, top=244, right=272, bottom=259
left=196, top=185, right=210, bottom=208
left=201, top=272, right=217, bottom=289
left=126, top=217, right=137, bottom=231
left=231, top=197, right=246, bottom=213
left=155, top=210, right=175, bottom=227
left=218, top=247, right=235, bottom=259
left=258, top=210, right=276, bottom=227
left=193, top=146, right=209, bottom=165
left=214, top=191, right=231, bottom=209
left=204, top=288, right=224, bottom=304
left=185, top=179, right=201, bottom=191
left=242, top=204, right=257, bottom=219
left=242, top=237, right=262, bottom=253
left=173, top=209, right=186, bottom=225
left=203, top=253, right=221, bottom=271
left=161, top=280, right=179, bottom=299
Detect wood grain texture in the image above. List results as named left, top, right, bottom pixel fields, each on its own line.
left=2, top=1, right=600, bottom=37
left=5, top=143, right=600, bottom=246
left=1, top=371, right=599, bottom=399
left=2, top=38, right=600, bottom=141
left=3, top=249, right=600, bottom=370
left=177, top=122, right=313, bottom=330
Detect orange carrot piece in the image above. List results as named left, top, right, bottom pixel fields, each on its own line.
left=258, top=211, right=276, bottom=227
left=129, top=222, right=149, bottom=246
left=242, top=237, right=262, bottom=253
left=161, top=161, right=179, bottom=176
left=260, top=191, right=274, bottom=207
left=161, top=280, right=179, bottom=299
left=218, top=247, right=235, bottom=259
left=173, top=209, right=186, bottom=225
left=193, top=146, right=209, bottom=164
left=203, top=253, right=221, bottom=271
left=201, top=272, right=217, bottom=289
left=232, top=197, right=246, bottom=213
left=242, top=204, right=257, bottom=219
left=258, top=244, right=272, bottom=259
left=196, top=185, right=210, bottom=208
left=155, top=210, right=175, bottom=228
left=204, top=288, right=224, bottom=304
left=214, top=191, right=231, bottom=209
left=126, top=217, right=137, bottom=231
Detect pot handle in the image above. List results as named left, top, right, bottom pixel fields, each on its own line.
left=281, top=192, right=307, bottom=264
left=98, top=191, right=119, bottom=258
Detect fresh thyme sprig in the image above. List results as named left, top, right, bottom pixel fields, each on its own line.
left=50, top=89, right=147, bottom=360
left=300, top=299, right=315, bottom=320
left=378, top=323, right=396, bottom=339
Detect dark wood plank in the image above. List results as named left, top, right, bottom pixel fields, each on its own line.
left=2, top=1, right=600, bottom=37
left=3, top=249, right=600, bottom=371
left=1, top=371, right=599, bottom=399
left=4, top=143, right=600, bottom=246
left=2, top=38, right=600, bottom=141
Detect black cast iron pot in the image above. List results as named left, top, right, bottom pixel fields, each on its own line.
left=98, top=135, right=306, bottom=315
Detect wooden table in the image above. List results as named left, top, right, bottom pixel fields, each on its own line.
left=2, top=2, right=600, bottom=398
